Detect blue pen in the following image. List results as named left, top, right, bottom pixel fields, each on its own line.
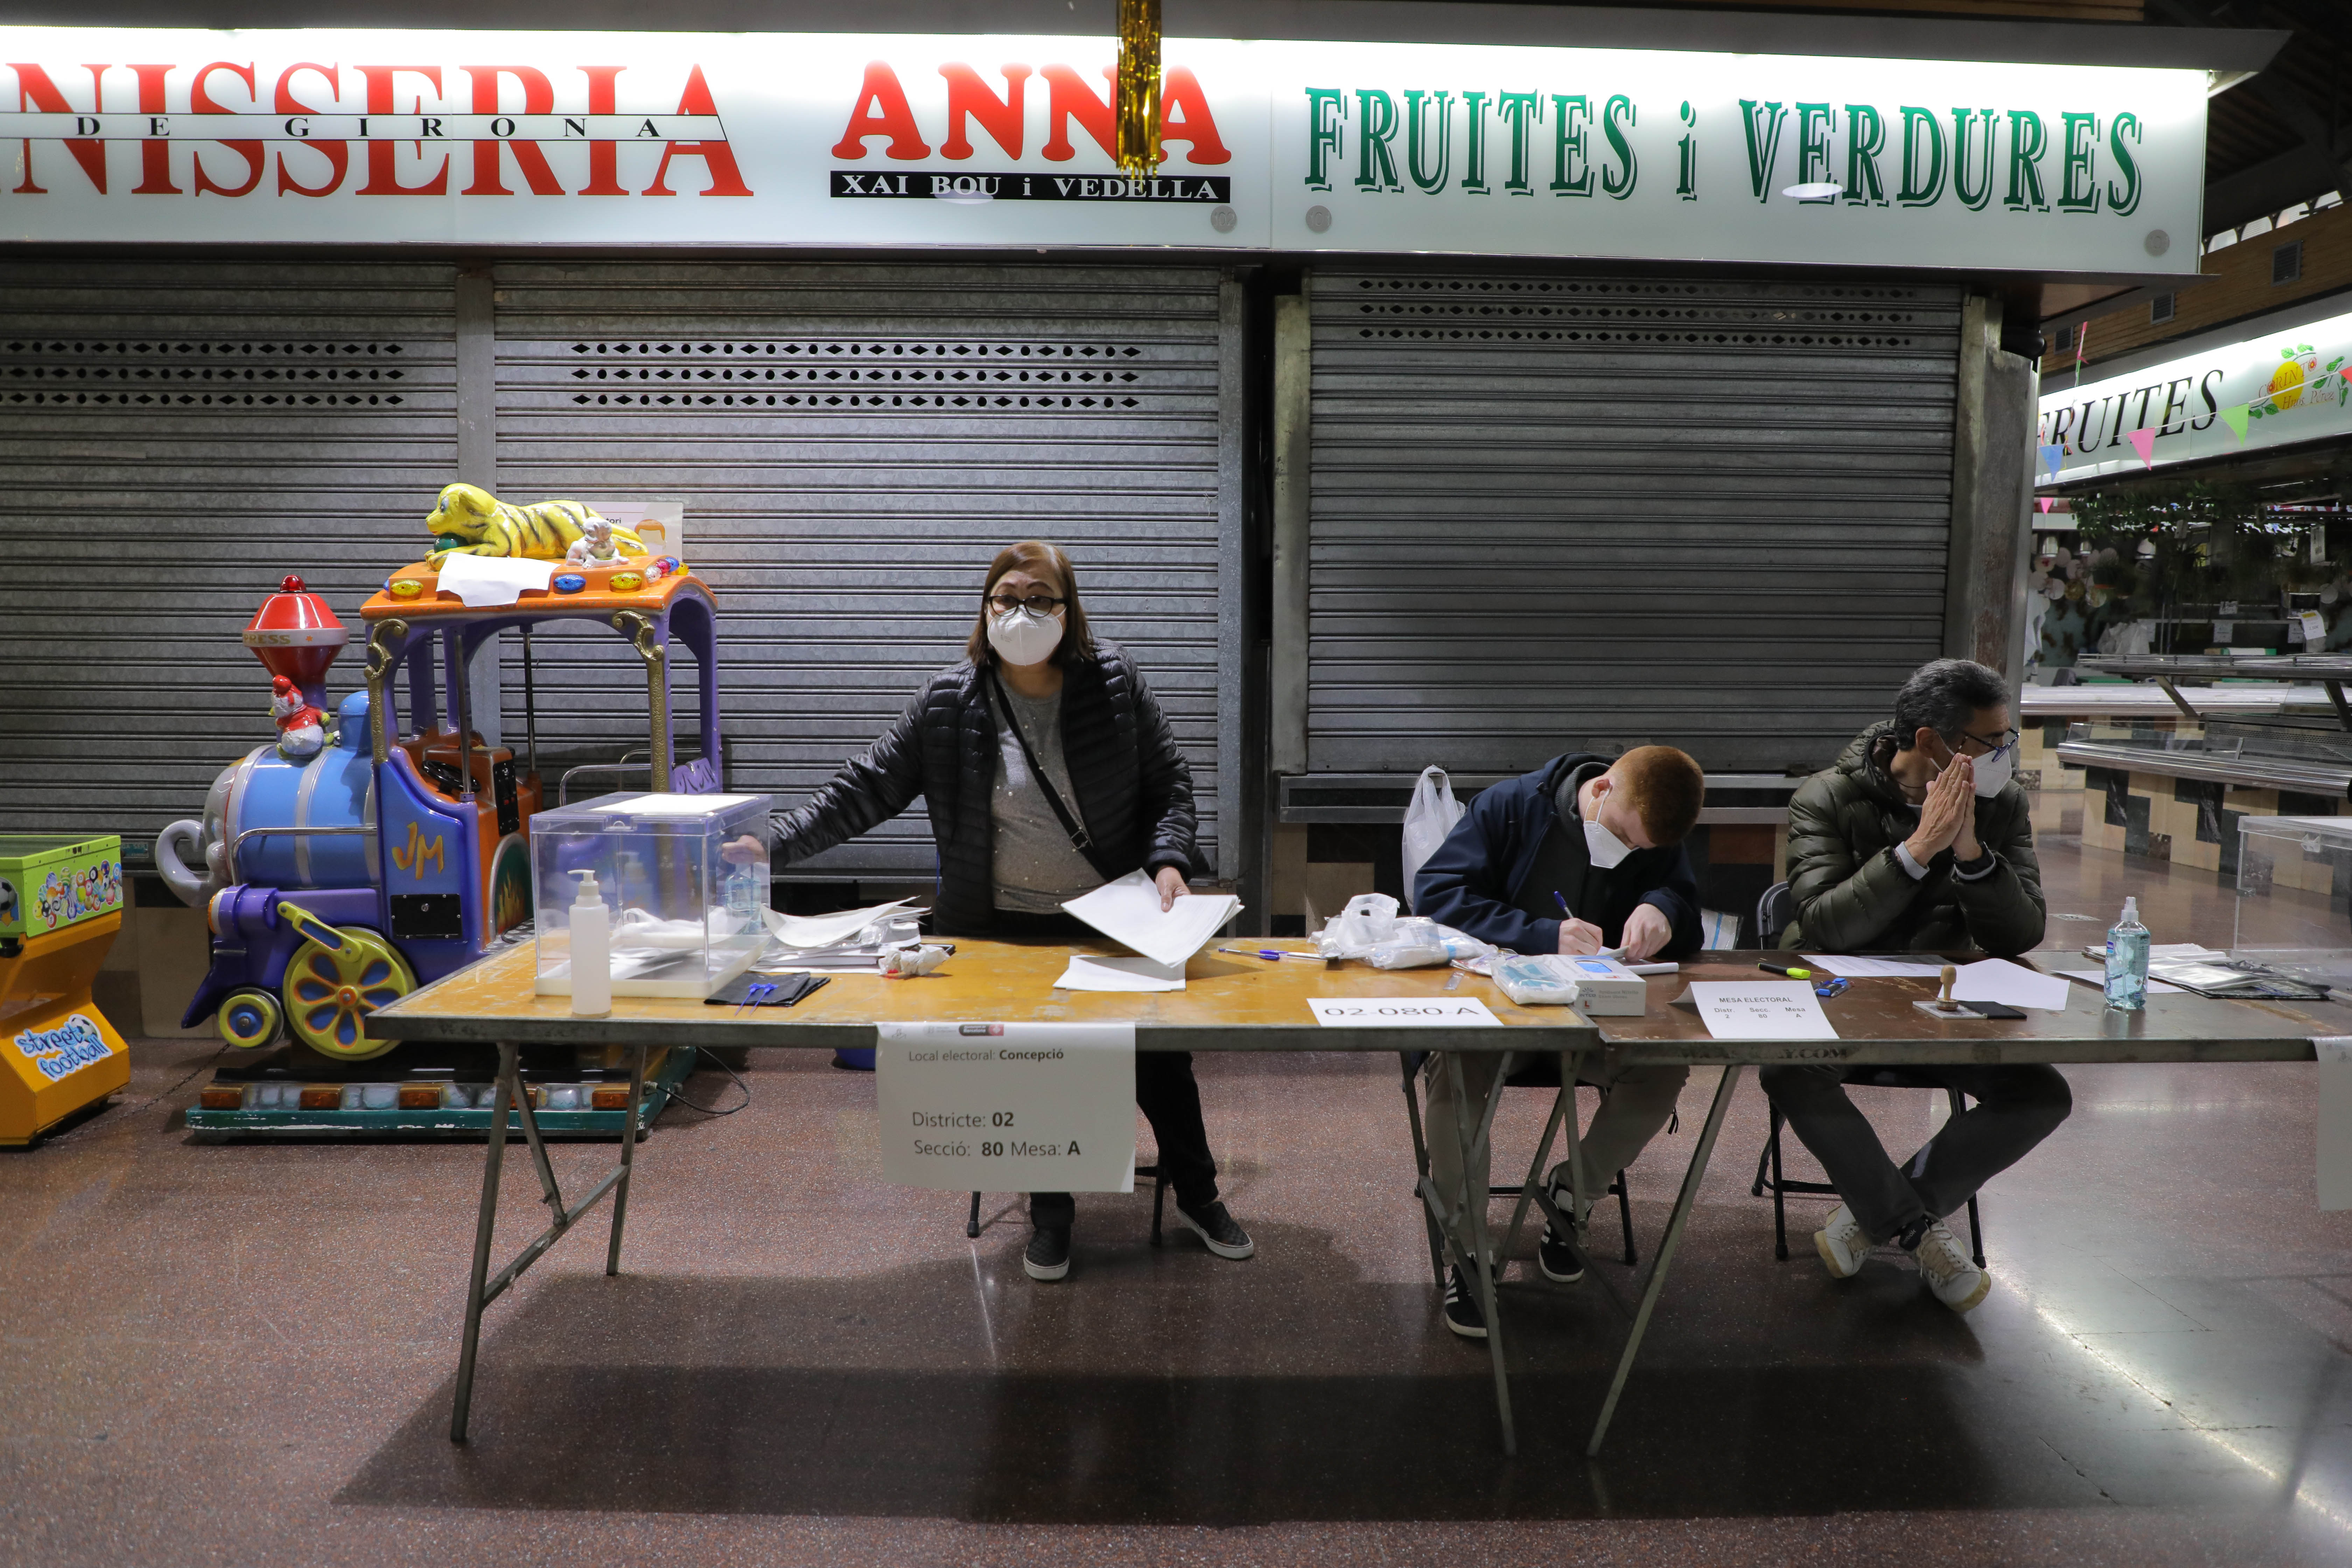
left=1216, top=946, right=1321, bottom=963
left=1554, top=891, right=1573, bottom=920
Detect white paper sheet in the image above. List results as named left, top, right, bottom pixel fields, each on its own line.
left=760, top=898, right=920, bottom=950
left=1685, top=982, right=1839, bottom=1040
left=1307, top=996, right=1503, bottom=1028
left=2056, top=969, right=2185, bottom=995
left=1061, top=870, right=1242, bottom=970
left=593, top=792, right=760, bottom=815
left=1801, top=954, right=1948, bottom=979
left=1054, top=954, right=1188, bottom=992
left=1949, top=958, right=2073, bottom=1011
left=432, top=552, right=554, bottom=607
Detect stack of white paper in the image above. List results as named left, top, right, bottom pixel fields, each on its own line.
left=1949, top=958, right=2073, bottom=1011
left=1062, top=871, right=1242, bottom=970
left=761, top=898, right=922, bottom=950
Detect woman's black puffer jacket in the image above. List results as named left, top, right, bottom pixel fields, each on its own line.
left=771, top=641, right=1197, bottom=935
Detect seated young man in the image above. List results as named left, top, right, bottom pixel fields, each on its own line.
left=1414, top=744, right=1706, bottom=1339
left=1766, top=656, right=2069, bottom=1314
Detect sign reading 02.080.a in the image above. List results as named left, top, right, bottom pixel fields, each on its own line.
left=0, top=26, right=2205, bottom=273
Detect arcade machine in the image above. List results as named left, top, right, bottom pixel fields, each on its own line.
left=0, top=833, right=130, bottom=1145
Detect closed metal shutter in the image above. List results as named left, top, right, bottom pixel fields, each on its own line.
left=1308, top=270, right=1963, bottom=776
left=0, top=262, right=457, bottom=847
left=491, top=261, right=1232, bottom=880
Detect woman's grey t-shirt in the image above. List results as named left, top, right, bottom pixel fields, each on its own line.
left=987, top=679, right=1103, bottom=912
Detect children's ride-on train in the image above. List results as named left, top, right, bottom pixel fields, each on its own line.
left=155, top=493, right=724, bottom=1135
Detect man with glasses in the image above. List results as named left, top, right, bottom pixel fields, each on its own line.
left=1763, top=657, right=2066, bottom=1314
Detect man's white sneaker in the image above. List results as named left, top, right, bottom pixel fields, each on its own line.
left=1912, top=1218, right=1990, bottom=1312
left=1813, top=1203, right=1869, bottom=1280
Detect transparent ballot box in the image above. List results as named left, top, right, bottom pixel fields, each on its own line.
left=531, top=791, right=774, bottom=999
left=2234, top=814, right=2352, bottom=959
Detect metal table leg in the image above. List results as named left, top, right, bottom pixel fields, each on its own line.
left=447, top=1039, right=646, bottom=1444
left=1586, top=1063, right=1743, bottom=1457
left=1439, top=1049, right=1518, bottom=1456
left=1398, top=1052, right=1449, bottom=1290
left=607, top=1038, right=648, bottom=1275
left=450, top=1041, right=518, bottom=1444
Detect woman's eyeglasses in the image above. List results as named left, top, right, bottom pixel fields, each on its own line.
left=986, top=592, right=1065, bottom=615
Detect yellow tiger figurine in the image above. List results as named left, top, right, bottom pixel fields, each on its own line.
left=424, top=483, right=648, bottom=564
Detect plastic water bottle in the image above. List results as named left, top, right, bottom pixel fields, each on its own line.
left=569, top=869, right=611, bottom=1018
left=726, top=859, right=760, bottom=932
left=2104, top=895, right=2149, bottom=1011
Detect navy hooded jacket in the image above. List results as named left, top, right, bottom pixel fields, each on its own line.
left=1413, top=752, right=1703, bottom=958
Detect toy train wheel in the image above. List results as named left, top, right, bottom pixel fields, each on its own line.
left=216, top=988, right=283, bottom=1050
left=281, top=926, right=414, bottom=1062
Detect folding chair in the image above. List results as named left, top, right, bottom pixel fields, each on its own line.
left=1748, top=880, right=1986, bottom=1268
left=1396, top=1049, right=1637, bottom=1287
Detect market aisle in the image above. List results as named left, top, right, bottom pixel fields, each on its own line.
left=4, top=838, right=2350, bottom=1566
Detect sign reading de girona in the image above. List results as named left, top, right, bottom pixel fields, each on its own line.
left=0, top=27, right=2208, bottom=274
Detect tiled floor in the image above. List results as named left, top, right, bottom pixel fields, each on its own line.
left=7, top=838, right=2352, bottom=1565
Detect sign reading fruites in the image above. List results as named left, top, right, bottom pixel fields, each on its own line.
left=0, top=28, right=2205, bottom=272
left=2039, top=306, right=2352, bottom=484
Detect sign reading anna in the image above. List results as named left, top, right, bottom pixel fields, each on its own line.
left=0, top=27, right=2205, bottom=271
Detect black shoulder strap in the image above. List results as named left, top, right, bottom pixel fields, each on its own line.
left=990, top=670, right=1118, bottom=882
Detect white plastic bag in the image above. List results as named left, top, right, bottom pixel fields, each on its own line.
left=1400, top=766, right=1465, bottom=911
left=1316, top=902, right=1492, bottom=969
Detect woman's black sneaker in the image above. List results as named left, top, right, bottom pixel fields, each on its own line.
left=1443, top=1265, right=1489, bottom=1339
left=1176, top=1200, right=1255, bottom=1259
left=1023, top=1226, right=1071, bottom=1281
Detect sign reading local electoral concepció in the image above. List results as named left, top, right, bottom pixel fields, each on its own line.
left=2038, top=306, right=2352, bottom=484
left=0, top=28, right=2205, bottom=273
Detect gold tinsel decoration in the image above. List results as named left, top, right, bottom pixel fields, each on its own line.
left=1115, top=0, right=1163, bottom=178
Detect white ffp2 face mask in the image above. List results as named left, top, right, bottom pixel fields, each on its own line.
left=1935, top=736, right=2015, bottom=800
left=987, top=607, right=1064, bottom=667
left=1968, top=744, right=2015, bottom=799
left=1584, top=817, right=1636, bottom=869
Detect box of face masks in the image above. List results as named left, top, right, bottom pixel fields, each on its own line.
left=1557, top=955, right=1650, bottom=1015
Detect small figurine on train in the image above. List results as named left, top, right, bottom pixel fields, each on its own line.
left=270, top=676, right=326, bottom=760
left=564, top=515, right=630, bottom=568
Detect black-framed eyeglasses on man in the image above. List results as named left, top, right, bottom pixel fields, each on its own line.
left=1953, top=724, right=2020, bottom=755
left=987, top=592, right=1066, bottom=615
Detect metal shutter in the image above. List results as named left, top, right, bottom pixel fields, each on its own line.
left=0, top=263, right=457, bottom=846
left=490, top=261, right=1231, bottom=880
left=1308, top=270, right=1963, bottom=776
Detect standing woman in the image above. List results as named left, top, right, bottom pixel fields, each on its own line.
left=765, top=540, right=1253, bottom=1282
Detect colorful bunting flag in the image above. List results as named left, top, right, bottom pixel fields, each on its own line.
left=2220, top=404, right=2251, bottom=441
left=2037, top=443, right=2064, bottom=479
left=2126, top=427, right=2157, bottom=467
left=2038, top=497, right=2056, bottom=513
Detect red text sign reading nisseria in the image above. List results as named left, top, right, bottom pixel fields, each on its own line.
left=0, top=61, right=751, bottom=196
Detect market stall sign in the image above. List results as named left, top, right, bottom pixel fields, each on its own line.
left=2038, top=305, right=2352, bottom=484
left=0, top=28, right=2206, bottom=274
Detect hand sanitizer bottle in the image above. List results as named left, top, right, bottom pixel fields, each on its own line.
left=2104, top=896, right=2149, bottom=1011
left=569, top=868, right=611, bottom=1018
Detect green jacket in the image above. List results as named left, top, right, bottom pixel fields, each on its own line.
left=1780, top=721, right=2045, bottom=958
